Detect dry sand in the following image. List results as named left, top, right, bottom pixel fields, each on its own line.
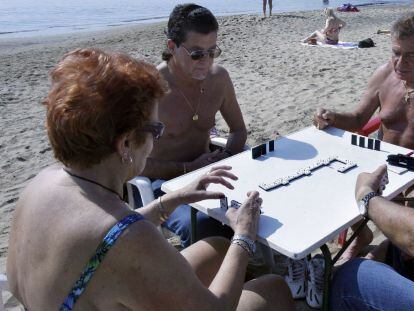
left=1, top=4, right=413, bottom=309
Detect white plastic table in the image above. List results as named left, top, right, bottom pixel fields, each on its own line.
left=161, top=127, right=414, bottom=259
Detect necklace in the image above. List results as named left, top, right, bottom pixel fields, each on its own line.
left=176, top=86, right=204, bottom=121
left=63, top=168, right=123, bottom=201
left=402, top=81, right=414, bottom=104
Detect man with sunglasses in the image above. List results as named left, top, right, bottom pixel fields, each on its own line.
left=140, top=4, right=247, bottom=248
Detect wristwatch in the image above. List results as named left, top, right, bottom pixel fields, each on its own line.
left=358, top=191, right=380, bottom=217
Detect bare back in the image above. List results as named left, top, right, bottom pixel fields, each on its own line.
left=323, top=17, right=346, bottom=41
left=6, top=165, right=155, bottom=310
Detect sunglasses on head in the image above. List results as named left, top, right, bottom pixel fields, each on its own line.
left=181, top=45, right=222, bottom=61
left=136, top=121, right=165, bottom=140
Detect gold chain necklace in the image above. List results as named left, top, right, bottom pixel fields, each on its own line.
left=177, top=87, right=204, bottom=121
left=402, top=81, right=414, bottom=104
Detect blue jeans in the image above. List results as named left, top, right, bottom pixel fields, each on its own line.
left=329, top=257, right=414, bottom=310
left=132, top=179, right=233, bottom=248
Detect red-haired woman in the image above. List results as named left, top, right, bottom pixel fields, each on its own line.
left=6, top=49, right=293, bottom=310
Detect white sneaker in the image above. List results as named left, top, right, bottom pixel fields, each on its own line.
left=284, top=258, right=307, bottom=299
left=306, top=255, right=325, bottom=309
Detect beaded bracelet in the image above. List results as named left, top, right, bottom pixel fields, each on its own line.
left=231, top=239, right=253, bottom=256
left=233, top=235, right=256, bottom=251
left=231, top=235, right=256, bottom=256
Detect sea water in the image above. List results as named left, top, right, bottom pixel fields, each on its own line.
left=0, top=0, right=411, bottom=39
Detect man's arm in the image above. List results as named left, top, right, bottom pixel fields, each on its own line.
left=218, top=68, right=247, bottom=154
left=314, top=64, right=388, bottom=131
left=332, top=68, right=382, bottom=130
left=368, top=196, right=414, bottom=257
left=355, top=165, right=414, bottom=257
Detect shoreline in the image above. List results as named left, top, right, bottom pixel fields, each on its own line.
left=0, top=1, right=410, bottom=49
left=1, top=0, right=411, bottom=42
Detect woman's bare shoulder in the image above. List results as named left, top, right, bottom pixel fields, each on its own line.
left=17, top=164, right=64, bottom=201
left=104, top=219, right=210, bottom=309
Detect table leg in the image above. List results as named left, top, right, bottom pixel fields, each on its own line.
left=320, top=244, right=332, bottom=311
left=190, top=206, right=197, bottom=245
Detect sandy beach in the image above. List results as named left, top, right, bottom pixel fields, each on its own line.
left=1, top=3, right=414, bottom=308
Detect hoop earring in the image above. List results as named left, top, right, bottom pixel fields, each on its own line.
left=122, top=152, right=133, bottom=164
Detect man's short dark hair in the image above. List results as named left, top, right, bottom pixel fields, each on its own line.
left=162, top=4, right=218, bottom=61
left=392, top=13, right=414, bottom=40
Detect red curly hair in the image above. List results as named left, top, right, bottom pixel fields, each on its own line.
left=43, top=48, right=167, bottom=168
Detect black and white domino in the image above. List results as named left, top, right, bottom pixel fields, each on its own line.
left=230, top=200, right=241, bottom=208
left=367, top=138, right=374, bottom=149
left=259, top=155, right=357, bottom=191
left=374, top=139, right=381, bottom=151
left=269, top=140, right=275, bottom=152
left=252, top=145, right=261, bottom=159
left=220, top=197, right=228, bottom=210
left=351, top=134, right=357, bottom=145
left=351, top=134, right=381, bottom=151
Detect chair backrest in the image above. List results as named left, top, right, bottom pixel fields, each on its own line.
left=126, top=176, right=155, bottom=208
left=357, top=116, right=381, bottom=137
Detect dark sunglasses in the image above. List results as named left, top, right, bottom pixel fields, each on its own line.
left=136, top=121, right=165, bottom=140
left=181, top=45, right=222, bottom=61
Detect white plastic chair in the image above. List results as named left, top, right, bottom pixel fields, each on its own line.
left=0, top=274, right=8, bottom=311
left=126, top=176, right=154, bottom=207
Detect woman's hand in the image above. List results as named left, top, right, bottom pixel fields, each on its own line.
left=175, top=165, right=238, bottom=205
left=355, top=165, right=388, bottom=202
left=226, top=191, right=262, bottom=241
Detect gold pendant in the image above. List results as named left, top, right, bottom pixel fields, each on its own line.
left=192, top=114, right=199, bottom=121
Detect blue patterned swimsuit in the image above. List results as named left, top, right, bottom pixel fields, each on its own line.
left=59, top=213, right=144, bottom=310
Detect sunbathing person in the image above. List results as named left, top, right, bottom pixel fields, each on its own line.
left=6, top=48, right=294, bottom=310
left=140, top=4, right=247, bottom=247
left=313, top=13, right=414, bottom=260
left=303, top=8, right=346, bottom=45
left=330, top=164, right=414, bottom=310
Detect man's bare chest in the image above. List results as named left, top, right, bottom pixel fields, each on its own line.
left=159, top=90, right=223, bottom=137
left=379, top=81, right=414, bottom=127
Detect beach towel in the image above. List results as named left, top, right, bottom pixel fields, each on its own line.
left=301, top=41, right=358, bottom=50
left=337, top=3, right=359, bottom=12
